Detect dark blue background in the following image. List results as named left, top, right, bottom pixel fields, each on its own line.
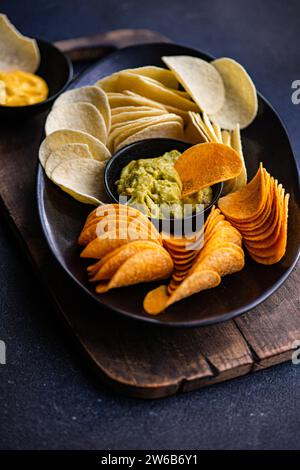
left=0, top=0, right=299, bottom=450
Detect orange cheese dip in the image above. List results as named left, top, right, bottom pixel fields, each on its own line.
left=0, top=70, right=48, bottom=106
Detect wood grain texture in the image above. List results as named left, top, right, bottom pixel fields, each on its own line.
left=54, top=29, right=171, bottom=61
left=0, top=30, right=299, bottom=398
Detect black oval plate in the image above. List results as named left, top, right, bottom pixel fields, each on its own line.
left=37, top=43, right=300, bottom=328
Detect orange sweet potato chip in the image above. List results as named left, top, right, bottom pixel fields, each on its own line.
left=96, top=248, right=173, bottom=293
left=194, top=243, right=245, bottom=277
left=81, top=226, right=159, bottom=259
left=242, top=184, right=283, bottom=241
left=167, top=270, right=221, bottom=307
left=89, top=240, right=159, bottom=281
left=79, top=214, right=158, bottom=245
left=244, top=193, right=289, bottom=263
left=174, top=143, right=242, bottom=198
left=218, top=165, right=269, bottom=221
left=143, top=285, right=169, bottom=315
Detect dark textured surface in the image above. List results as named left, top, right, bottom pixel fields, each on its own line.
left=0, top=0, right=300, bottom=450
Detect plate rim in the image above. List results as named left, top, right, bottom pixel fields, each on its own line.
left=36, top=42, right=300, bottom=328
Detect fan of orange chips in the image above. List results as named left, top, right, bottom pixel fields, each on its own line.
left=78, top=204, right=173, bottom=292
left=143, top=207, right=245, bottom=314
left=218, top=164, right=289, bottom=264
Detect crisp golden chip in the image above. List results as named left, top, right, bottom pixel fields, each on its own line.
left=162, top=55, right=225, bottom=114
left=51, top=158, right=107, bottom=205
left=209, top=57, right=258, bottom=130
left=126, top=66, right=179, bottom=89
left=218, top=165, right=267, bottom=220
left=184, top=111, right=209, bottom=144
left=244, top=194, right=289, bottom=264
left=54, top=86, right=111, bottom=132
left=81, top=225, right=160, bottom=258
left=89, top=240, right=160, bottom=281
left=79, top=214, right=156, bottom=246
left=97, top=71, right=198, bottom=112
left=0, top=14, right=40, bottom=72
left=175, top=143, right=242, bottom=198
left=108, top=113, right=183, bottom=151
left=230, top=124, right=247, bottom=191
left=242, top=183, right=282, bottom=240
left=194, top=243, right=245, bottom=277
left=111, top=108, right=167, bottom=125
left=107, top=91, right=166, bottom=110
left=39, top=129, right=110, bottom=168
left=116, top=121, right=184, bottom=152
left=45, top=102, right=107, bottom=144
left=167, top=270, right=221, bottom=306
left=45, top=142, right=93, bottom=177
left=96, top=248, right=173, bottom=293
left=143, top=285, right=169, bottom=315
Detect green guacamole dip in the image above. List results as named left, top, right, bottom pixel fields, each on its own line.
left=115, top=150, right=213, bottom=219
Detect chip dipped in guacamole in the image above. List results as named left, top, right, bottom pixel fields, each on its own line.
left=116, top=150, right=213, bottom=219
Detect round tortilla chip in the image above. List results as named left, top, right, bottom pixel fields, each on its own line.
left=98, top=71, right=198, bottom=112
left=51, top=158, right=107, bottom=205
left=0, top=14, right=40, bottom=72
left=184, top=112, right=210, bottom=144
left=115, top=121, right=184, bottom=152
left=111, top=105, right=164, bottom=116
left=125, top=66, right=179, bottom=89
left=45, top=143, right=92, bottom=177
left=175, top=143, right=242, bottom=198
left=45, top=102, right=107, bottom=144
left=161, top=55, right=225, bottom=115
left=39, top=129, right=111, bottom=167
left=53, top=86, right=111, bottom=133
left=107, top=91, right=166, bottom=110
left=111, top=108, right=166, bottom=125
left=108, top=113, right=183, bottom=151
left=209, top=57, right=258, bottom=130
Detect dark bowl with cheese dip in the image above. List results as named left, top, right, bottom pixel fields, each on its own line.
left=104, top=138, right=223, bottom=235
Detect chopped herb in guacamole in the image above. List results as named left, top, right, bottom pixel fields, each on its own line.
left=116, top=150, right=213, bottom=219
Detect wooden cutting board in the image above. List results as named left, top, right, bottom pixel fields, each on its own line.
left=0, top=30, right=299, bottom=399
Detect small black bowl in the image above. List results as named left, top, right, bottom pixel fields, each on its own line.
left=104, top=138, right=223, bottom=233
left=0, top=39, right=73, bottom=120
